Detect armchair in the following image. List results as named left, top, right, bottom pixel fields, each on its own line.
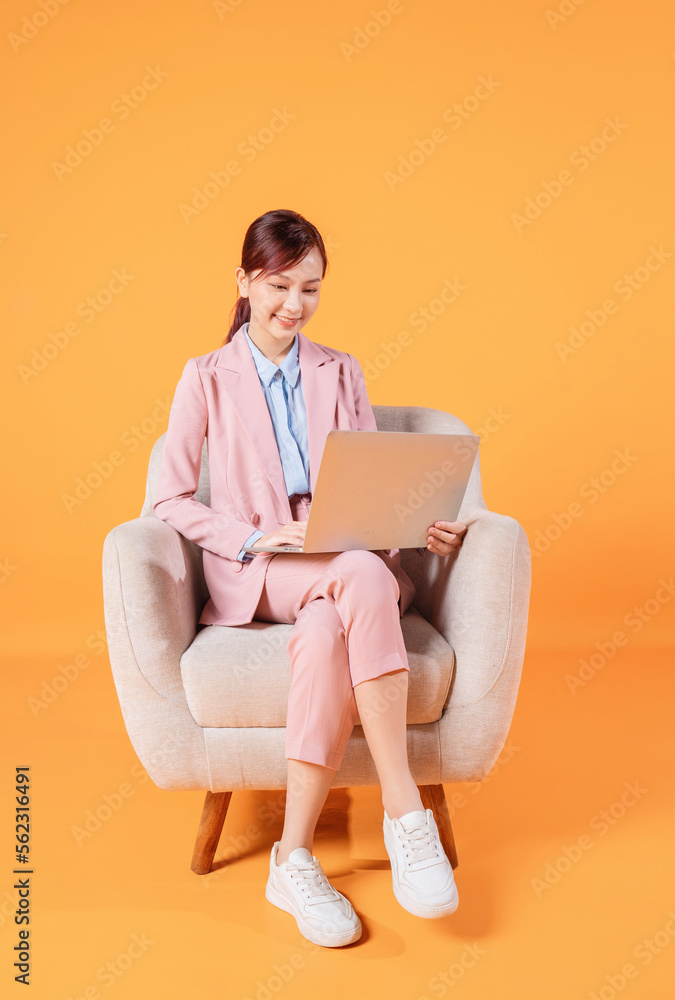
left=102, top=404, right=531, bottom=874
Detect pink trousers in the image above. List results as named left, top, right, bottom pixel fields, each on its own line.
left=253, top=492, right=410, bottom=770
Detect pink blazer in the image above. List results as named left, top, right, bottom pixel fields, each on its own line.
left=153, top=323, right=416, bottom=627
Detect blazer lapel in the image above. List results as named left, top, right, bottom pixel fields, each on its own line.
left=214, top=325, right=340, bottom=518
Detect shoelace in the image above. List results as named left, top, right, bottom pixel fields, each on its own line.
left=287, top=859, right=339, bottom=905
left=396, top=821, right=441, bottom=868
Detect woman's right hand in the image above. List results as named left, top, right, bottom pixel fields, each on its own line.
left=252, top=520, right=308, bottom=551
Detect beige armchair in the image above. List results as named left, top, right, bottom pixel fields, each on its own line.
left=102, top=404, right=531, bottom=874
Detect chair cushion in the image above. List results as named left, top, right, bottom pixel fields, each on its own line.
left=180, top=606, right=455, bottom=728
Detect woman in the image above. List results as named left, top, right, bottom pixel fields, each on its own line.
left=153, top=209, right=468, bottom=948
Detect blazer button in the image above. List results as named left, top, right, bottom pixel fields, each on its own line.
left=232, top=562, right=243, bottom=573
left=251, top=511, right=261, bottom=526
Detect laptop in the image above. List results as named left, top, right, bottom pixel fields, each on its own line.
left=243, top=430, right=480, bottom=554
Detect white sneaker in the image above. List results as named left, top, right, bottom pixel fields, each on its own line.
left=383, top=808, right=459, bottom=919
left=265, top=842, right=362, bottom=947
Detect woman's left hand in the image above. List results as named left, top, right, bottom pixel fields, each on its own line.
left=425, top=520, right=468, bottom=557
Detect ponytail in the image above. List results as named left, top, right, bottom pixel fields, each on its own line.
left=225, top=295, right=251, bottom=344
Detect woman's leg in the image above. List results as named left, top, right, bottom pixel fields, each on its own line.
left=254, top=590, right=358, bottom=862
left=276, top=671, right=424, bottom=861
left=255, top=543, right=453, bottom=926
left=256, top=546, right=414, bottom=849
left=282, top=597, right=359, bottom=771
left=353, top=669, right=424, bottom=819
left=276, top=759, right=337, bottom=864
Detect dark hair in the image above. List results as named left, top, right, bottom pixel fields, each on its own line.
left=224, top=209, right=329, bottom=344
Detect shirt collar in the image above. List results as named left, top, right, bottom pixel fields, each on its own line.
left=243, top=323, right=300, bottom=388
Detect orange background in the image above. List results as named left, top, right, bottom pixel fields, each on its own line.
left=1, top=1, right=673, bottom=998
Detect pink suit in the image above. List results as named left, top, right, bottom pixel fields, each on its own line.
left=153, top=324, right=416, bottom=768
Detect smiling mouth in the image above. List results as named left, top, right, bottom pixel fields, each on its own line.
left=274, top=314, right=300, bottom=326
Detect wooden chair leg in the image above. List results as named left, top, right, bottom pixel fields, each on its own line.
left=191, top=791, right=232, bottom=874
left=419, top=783, right=459, bottom=869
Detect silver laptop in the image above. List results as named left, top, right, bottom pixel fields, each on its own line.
left=243, top=430, right=480, bottom=554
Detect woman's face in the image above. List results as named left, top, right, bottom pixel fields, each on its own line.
left=236, top=247, right=323, bottom=352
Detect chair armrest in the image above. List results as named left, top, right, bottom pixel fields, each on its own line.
left=410, top=509, right=532, bottom=781
left=102, top=516, right=210, bottom=789
left=103, top=516, right=208, bottom=701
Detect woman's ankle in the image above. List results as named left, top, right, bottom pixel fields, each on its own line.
left=276, top=840, right=313, bottom=865
left=382, top=782, right=424, bottom=820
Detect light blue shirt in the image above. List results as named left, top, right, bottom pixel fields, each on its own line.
left=237, top=323, right=311, bottom=562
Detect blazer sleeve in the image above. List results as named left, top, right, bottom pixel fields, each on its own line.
left=153, top=357, right=261, bottom=562
left=349, top=353, right=378, bottom=432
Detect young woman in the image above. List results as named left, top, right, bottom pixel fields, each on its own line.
left=153, top=209, right=468, bottom=948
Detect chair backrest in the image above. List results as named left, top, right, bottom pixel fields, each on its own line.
left=141, top=404, right=486, bottom=522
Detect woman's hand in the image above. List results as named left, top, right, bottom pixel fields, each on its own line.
left=251, top=520, right=308, bottom=551
left=425, top=520, right=467, bottom=557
